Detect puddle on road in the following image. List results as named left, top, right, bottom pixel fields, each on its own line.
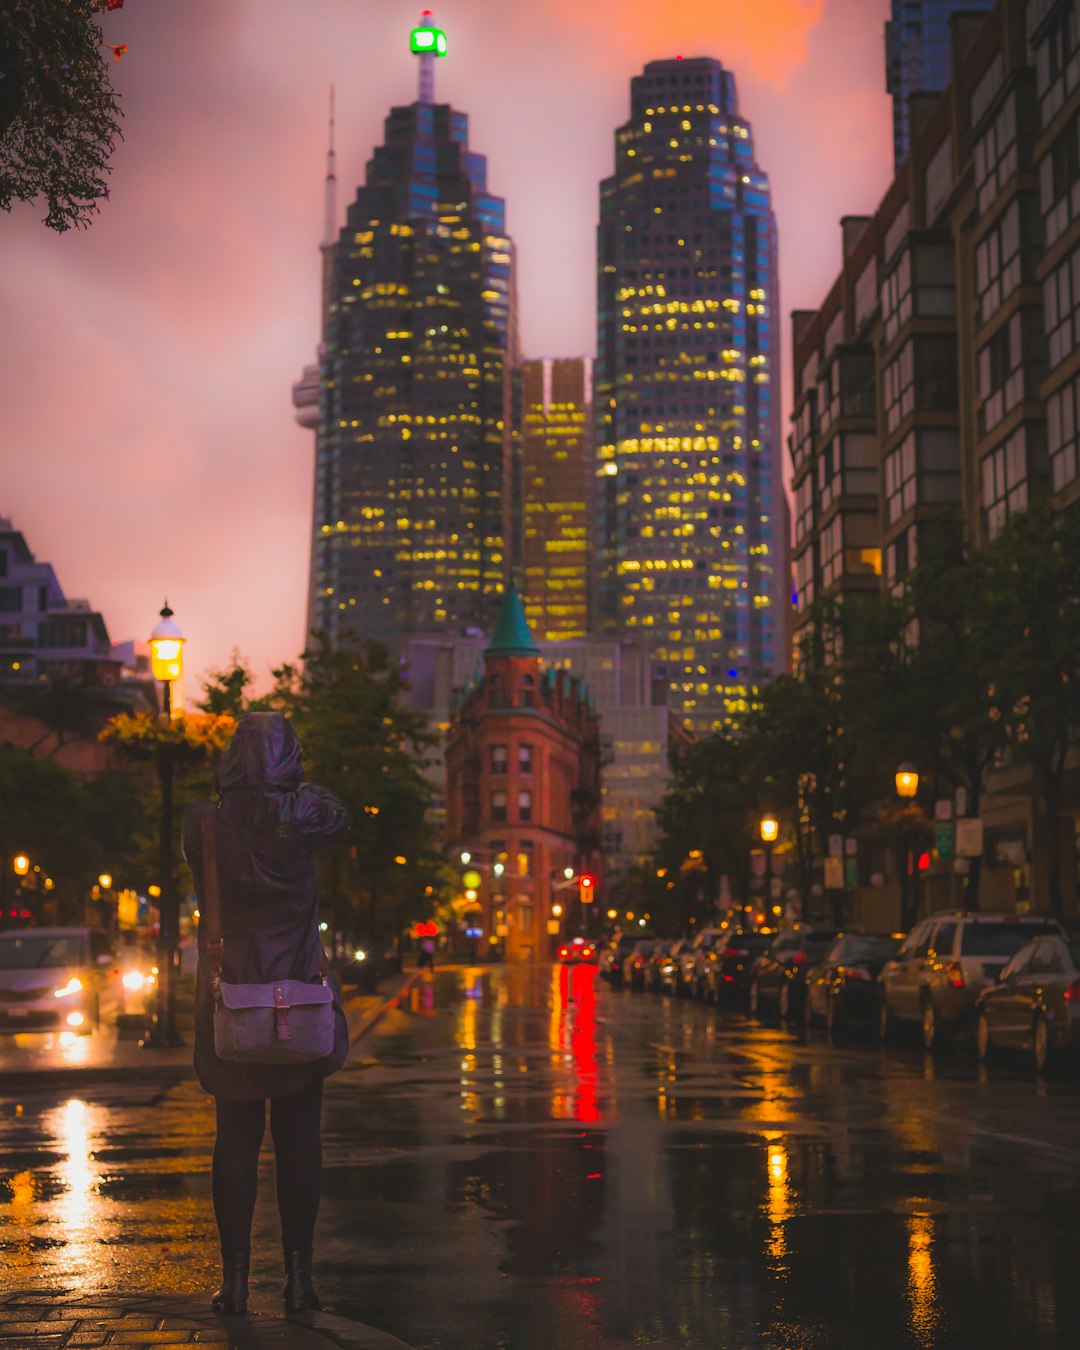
left=1, top=967, right=1079, bottom=1348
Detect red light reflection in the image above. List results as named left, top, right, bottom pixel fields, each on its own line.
left=556, top=963, right=601, bottom=1123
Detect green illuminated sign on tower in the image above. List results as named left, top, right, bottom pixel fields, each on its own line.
left=410, top=19, right=447, bottom=57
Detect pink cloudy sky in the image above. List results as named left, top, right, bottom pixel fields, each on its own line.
left=1, top=0, right=891, bottom=699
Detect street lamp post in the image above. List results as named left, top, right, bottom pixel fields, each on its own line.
left=146, top=602, right=185, bottom=1048
left=759, top=814, right=779, bottom=922
left=895, top=763, right=920, bottom=930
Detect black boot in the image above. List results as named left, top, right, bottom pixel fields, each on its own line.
left=283, top=1247, right=321, bottom=1313
left=210, top=1251, right=250, bottom=1314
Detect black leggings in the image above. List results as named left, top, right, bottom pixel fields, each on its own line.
left=212, top=1081, right=323, bottom=1255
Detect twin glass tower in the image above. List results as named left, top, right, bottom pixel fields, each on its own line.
left=298, top=19, right=784, bottom=731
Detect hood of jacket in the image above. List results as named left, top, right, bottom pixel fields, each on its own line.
left=216, top=712, right=304, bottom=794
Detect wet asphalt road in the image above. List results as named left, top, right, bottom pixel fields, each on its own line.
left=3, top=964, right=1080, bottom=1349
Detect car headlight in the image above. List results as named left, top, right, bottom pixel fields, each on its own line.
left=122, top=970, right=148, bottom=992
left=54, top=977, right=84, bottom=999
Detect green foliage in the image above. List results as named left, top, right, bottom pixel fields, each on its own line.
left=0, top=749, right=147, bottom=919
left=197, top=651, right=272, bottom=719
left=0, top=0, right=123, bottom=230
left=264, top=636, right=446, bottom=942
left=654, top=735, right=758, bottom=924
left=982, top=502, right=1080, bottom=917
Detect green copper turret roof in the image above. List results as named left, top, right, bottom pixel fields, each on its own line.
left=485, top=583, right=539, bottom=658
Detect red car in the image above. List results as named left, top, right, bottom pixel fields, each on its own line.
left=558, top=937, right=598, bottom=964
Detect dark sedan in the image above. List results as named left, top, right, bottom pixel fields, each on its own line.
left=805, top=932, right=903, bottom=1034
left=976, top=934, right=1080, bottom=1074
left=749, top=926, right=841, bottom=1023
left=702, top=928, right=775, bottom=1006
left=622, top=939, right=661, bottom=991
left=649, top=939, right=689, bottom=995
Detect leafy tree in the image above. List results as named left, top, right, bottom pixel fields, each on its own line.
left=1, top=0, right=124, bottom=231
left=654, top=735, right=758, bottom=925
left=983, top=501, right=1080, bottom=921
left=98, top=710, right=237, bottom=894
left=843, top=544, right=1006, bottom=908
left=197, top=651, right=271, bottom=720
left=266, top=636, right=444, bottom=947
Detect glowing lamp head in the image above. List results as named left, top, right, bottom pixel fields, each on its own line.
left=759, top=814, right=779, bottom=844
left=149, top=602, right=184, bottom=683
left=459, top=850, right=472, bottom=865
left=895, top=763, right=919, bottom=800
left=462, top=869, right=482, bottom=890
left=13, top=854, right=29, bottom=877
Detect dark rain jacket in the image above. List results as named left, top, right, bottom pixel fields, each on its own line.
left=182, top=712, right=351, bottom=1100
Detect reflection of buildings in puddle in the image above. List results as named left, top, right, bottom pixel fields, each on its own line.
left=47, top=1097, right=103, bottom=1285
left=906, top=1212, right=939, bottom=1346
left=764, top=1134, right=793, bottom=1268
left=547, top=966, right=600, bottom=1124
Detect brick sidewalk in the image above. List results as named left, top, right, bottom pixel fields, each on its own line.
left=0, top=1291, right=414, bottom=1349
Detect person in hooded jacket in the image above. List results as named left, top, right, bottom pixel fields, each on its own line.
left=182, top=711, right=350, bottom=1316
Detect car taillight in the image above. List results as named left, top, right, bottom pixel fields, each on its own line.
left=842, top=966, right=870, bottom=981
left=559, top=947, right=569, bottom=959
left=791, top=951, right=809, bottom=966
left=727, top=947, right=748, bottom=958
left=945, top=961, right=965, bottom=990
left=1064, top=979, right=1080, bottom=1003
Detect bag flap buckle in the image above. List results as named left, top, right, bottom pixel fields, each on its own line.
left=274, top=984, right=291, bottom=1041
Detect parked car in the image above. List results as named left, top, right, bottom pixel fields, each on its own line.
left=558, top=937, right=599, bottom=965
left=976, top=934, right=1080, bottom=1073
left=622, top=939, right=661, bottom=990
left=805, top=932, right=903, bottom=1033
left=654, top=939, right=690, bottom=996
left=702, top=928, right=775, bottom=1006
left=642, top=939, right=679, bottom=992
left=599, top=933, right=643, bottom=985
left=0, top=927, right=118, bottom=1035
left=749, top=926, right=841, bottom=1023
left=879, top=910, right=1065, bottom=1050
left=676, top=926, right=727, bottom=999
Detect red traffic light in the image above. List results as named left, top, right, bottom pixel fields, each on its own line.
left=579, top=873, right=595, bottom=900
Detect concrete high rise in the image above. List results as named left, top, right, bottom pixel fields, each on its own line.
left=296, top=13, right=516, bottom=651
left=519, top=358, right=592, bottom=641
left=596, top=57, right=788, bottom=733
left=886, top=0, right=995, bottom=169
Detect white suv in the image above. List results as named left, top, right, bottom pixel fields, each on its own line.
left=879, top=911, right=1064, bottom=1050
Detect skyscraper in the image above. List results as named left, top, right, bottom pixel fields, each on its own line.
left=519, top=357, right=592, bottom=641
left=596, top=57, right=787, bottom=732
left=885, top=0, right=995, bottom=169
left=298, top=13, right=516, bottom=651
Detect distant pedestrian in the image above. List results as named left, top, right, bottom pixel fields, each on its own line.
left=183, top=712, right=350, bottom=1316
left=418, top=935, right=436, bottom=970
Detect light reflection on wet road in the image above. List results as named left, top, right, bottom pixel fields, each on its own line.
left=3, top=964, right=1080, bottom=1348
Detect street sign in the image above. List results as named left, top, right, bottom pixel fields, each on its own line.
left=844, top=858, right=858, bottom=891
left=955, top=787, right=968, bottom=817
left=546, top=920, right=560, bottom=935
left=935, top=821, right=953, bottom=861
left=934, top=799, right=953, bottom=822
left=823, top=857, right=844, bottom=889
left=828, top=834, right=844, bottom=859
left=770, top=877, right=782, bottom=899
left=955, top=818, right=984, bottom=858
left=751, top=852, right=767, bottom=878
